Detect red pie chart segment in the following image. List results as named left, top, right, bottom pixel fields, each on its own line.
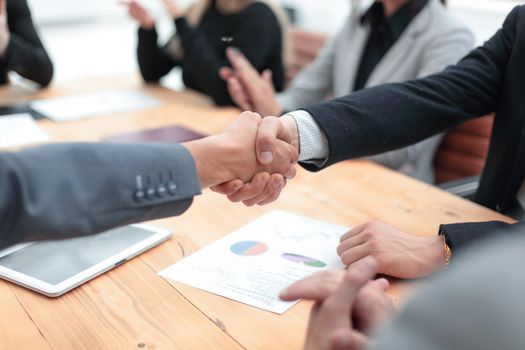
left=230, top=241, right=268, bottom=256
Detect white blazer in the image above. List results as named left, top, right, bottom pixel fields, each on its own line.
left=278, top=0, right=474, bottom=183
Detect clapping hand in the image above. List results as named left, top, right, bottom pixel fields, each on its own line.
left=219, top=47, right=282, bottom=116
left=120, top=0, right=155, bottom=30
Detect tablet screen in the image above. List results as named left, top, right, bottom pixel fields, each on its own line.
left=0, top=226, right=157, bottom=285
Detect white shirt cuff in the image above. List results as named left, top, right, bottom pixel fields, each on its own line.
left=285, top=110, right=329, bottom=167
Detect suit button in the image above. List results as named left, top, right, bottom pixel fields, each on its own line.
left=157, top=186, right=167, bottom=198
left=134, top=190, right=145, bottom=202
left=167, top=182, right=177, bottom=195
left=146, top=188, right=156, bottom=198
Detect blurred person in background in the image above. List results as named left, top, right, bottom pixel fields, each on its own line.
left=123, top=0, right=289, bottom=106
left=0, top=0, right=53, bottom=87
left=221, top=0, right=474, bottom=183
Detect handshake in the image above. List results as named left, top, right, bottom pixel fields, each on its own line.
left=183, top=112, right=300, bottom=206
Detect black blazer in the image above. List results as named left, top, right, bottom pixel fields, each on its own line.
left=0, top=0, right=53, bottom=86
left=301, top=6, right=525, bottom=251
left=137, top=1, right=284, bottom=106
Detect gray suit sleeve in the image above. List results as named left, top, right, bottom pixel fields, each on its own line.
left=370, top=231, right=525, bottom=350
left=0, top=142, right=201, bottom=249
left=276, top=34, right=338, bottom=112
left=365, top=20, right=474, bottom=183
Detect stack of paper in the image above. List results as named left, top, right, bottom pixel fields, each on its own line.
left=0, top=114, right=49, bottom=149
left=159, top=211, right=348, bottom=314
left=30, top=90, right=160, bottom=122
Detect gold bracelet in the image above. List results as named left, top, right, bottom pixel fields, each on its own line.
left=443, top=239, right=452, bottom=266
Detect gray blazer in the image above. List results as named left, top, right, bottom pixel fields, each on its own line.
left=0, top=143, right=201, bottom=249
left=278, top=0, right=474, bottom=183
left=371, top=230, right=525, bottom=350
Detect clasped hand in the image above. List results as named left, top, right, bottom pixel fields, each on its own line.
left=208, top=112, right=299, bottom=206
left=184, top=111, right=299, bottom=204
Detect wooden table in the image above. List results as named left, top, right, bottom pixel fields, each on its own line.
left=0, top=76, right=513, bottom=349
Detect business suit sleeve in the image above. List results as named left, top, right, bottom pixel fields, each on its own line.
left=0, top=143, right=201, bottom=249
left=301, top=6, right=516, bottom=170
left=276, top=34, right=337, bottom=112
left=370, top=232, right=525, bottom=350
left=0, top=0, right=53, bottom=87
left=438, top=220, right=524, bottom=252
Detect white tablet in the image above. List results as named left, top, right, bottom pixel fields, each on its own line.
left=0, top=224, right=171, bottom=297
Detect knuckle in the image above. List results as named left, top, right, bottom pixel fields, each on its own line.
left=368, top=239, right=380, bottom=251
left=344, top=269, right=367, bottom=286
left=341, top=253, right=352, bottom=266
left=259, top=133, right=273, bottom=145
left=363, top=230, right=375, bottom=240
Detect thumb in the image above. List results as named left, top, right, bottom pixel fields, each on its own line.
left=262, top=69, right=273, bottom=83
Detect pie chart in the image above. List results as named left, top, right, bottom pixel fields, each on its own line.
left=282, top=253, right=327, bottom=268
left=230, top=241, right=268, bottom=256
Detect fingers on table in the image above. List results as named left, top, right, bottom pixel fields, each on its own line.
left=279, top=270, right=344, bottom=302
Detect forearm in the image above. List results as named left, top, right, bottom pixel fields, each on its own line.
left=137, top=27, right=177, bottom=82
left=1, top=34, right=53, bottom=86
left=182, top=136, right=234, bottom=189
left=0, top=0, right=53, bottom=86
left=0, top=143, right=201, bottom=248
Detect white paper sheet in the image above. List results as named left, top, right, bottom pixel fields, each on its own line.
left=159, top=211, right=348, bottom=314
left=30, top=90, right=160, bottom=122
left=0, top=113, right=49, bottom=149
